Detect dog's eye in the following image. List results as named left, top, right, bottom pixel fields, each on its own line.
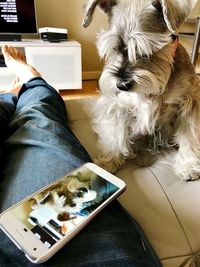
left=152, top=0, right=162, bottom=12
left=79, top=187, right=88, bottom=193
left=70, top=203, right=76, bottom=207
left=77, top=192, right=83, bottom=198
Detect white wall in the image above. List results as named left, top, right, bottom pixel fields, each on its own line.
left=34, top=0, right=108, bottom=79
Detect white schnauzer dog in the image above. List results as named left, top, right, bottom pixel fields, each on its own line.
left=83, top=0, right=200, bottom=181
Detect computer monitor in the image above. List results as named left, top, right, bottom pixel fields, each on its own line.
left=0, top=0, right=37, bottom=41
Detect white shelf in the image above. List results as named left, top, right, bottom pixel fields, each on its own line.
left=0, top=39, right=82, bottom=91
left=0, top=39, right=81, bottom=48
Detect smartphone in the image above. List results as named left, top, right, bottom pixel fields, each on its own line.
left=0, top=162, right=126, bottom=264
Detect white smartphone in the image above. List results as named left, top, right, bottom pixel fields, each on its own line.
left=0, top=162, right=126, bottom=264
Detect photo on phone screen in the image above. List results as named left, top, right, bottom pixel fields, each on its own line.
left=9, top=165, right=120, bottom=250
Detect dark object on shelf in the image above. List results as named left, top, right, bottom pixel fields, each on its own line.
left=0, top=34, right=21, bottom=42
left=39, top=28, right=68, bottom=43
left=0, top=54, right=6, bottom=67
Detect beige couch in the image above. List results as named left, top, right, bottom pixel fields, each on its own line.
left=66, top=98, right=200, bottom=267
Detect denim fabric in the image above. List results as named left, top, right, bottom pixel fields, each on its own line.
left=0, top=93, right=17, bottom=143
left=0, top=78, right=91, bottom=211
left=0, top=78, right=161, bottom=267
left=0, top=93, right=17, bottom=123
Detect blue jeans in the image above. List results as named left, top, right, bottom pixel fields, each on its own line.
left=0, top=78, right=161, bottom=266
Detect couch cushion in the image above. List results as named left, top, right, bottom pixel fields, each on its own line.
left=65, top=98, right=200, bottom=267
left=117, top=157, right=200, bottom=266
left=66, top=99, right=99, bottom=159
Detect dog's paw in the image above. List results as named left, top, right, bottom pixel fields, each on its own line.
left=94, top=157, right=121, bottom=173
left=184, top=172, right=200, bottom=181
left=54, top=194, right=66, bottom=206
left=178, top=170, right=200, bottom=181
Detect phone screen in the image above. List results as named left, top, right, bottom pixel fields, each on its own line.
left=10, top=166, right=120, bottom=249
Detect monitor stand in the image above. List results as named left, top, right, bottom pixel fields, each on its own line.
left=0, top=34, right=21, bottom=41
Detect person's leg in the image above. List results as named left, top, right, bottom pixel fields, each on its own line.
left=0, top=46, right=91, bottom=264
left=0, top=46, right=161, bottom=267
left=0, top=45, right=91, bottom=214
left=0, top=93, right=17, bottom=168
left=0, top=93, right=17, bottom=142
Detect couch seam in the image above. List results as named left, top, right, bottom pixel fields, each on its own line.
left=161, top=253, right=193, bottom=261
left=147, top=167, right=194, bottom=256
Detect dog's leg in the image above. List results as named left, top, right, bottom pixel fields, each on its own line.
left=94, top=118, right=132, bottom=173
left=174, top=126, right=200, bottom=181
left=93, top=94, right=136, bottom=173
left=174, top=146, right=200, bottom=181
left=95, top=152, right=126, bottom=174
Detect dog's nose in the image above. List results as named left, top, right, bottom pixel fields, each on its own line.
left=116, top=82, right=132, bottom=91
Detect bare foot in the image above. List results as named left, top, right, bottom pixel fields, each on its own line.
left=9, top=76, right=22, bottom=95
left=2, top=45, right=41, bottom=85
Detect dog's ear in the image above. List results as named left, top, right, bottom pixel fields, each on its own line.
left=152, top=0, right=197, bottom=34
left=82, top=0, right=118, bottom=28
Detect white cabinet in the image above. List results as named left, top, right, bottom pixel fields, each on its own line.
left=0, top=40, right=82, bottom=91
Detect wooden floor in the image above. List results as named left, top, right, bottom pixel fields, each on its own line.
left=59, top=80, right=100, bottom=100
